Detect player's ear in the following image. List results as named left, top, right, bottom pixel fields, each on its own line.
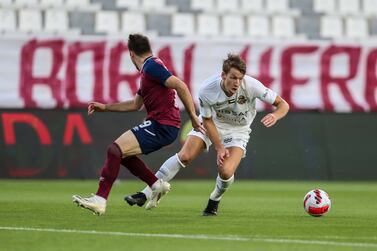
left=221, top=71, right=226, bottom=80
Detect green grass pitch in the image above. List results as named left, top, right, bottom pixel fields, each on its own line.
left=1, top=180, right=377, bottom=251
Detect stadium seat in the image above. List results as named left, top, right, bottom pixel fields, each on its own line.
left=191, top=0, right=215, bottom=12
left=0, top=0, right=12, bottom=7
left=171, top=13, right=195, bottom=36
left=272, top=15, right=295, bottom=37
left=142, top=0, right=164, bottom=9
left=40, top=0, right=64, bottom=8
left=116, top=0, right=140, bottom=9
left=66, top=0, right=90, bottom=7
left=141, top=0, right=177, bottom=13
left=339, top=0, right=361, bottom=15
left=65, top=0, right=101, bottom=11
left=19, top=9, right=42, bottom=32
left=14, top=0, right=38, bottom=8
left=0, top=9, right=16, bottom=32
left=265, top=0, right=289, bottom=13
left=362, top=0, right=377, bottom=15
left=247, top=15, right=270, bottom=37
left=313, top=0, right=336, bottom=13
left=197, top=14, right=220, bottom=36
left=65, top=0, right=90, bottom=6
left=95, top=11, right=119, bottom=34
left=320, top=15, right=343, bottom=38
left=345, top=16, right=368, bottom=38
left=216, top=0, right=238, bottom=13
left=121, top=12, right=146, bottom=34
left=240, top=0, right=263, bottom=13
left=222, top=15, right=245, bottom=37
left=45, top=9, right=69, bottom=33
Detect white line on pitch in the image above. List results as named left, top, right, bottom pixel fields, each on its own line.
left=0, top=226, right=248, bottom=241
left=1, top=226, right=377, bottom=248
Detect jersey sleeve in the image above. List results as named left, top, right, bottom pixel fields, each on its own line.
left=144, top=60, right=172, bottom=85
left=247, top=78, right=277, bottom=105
left=198, top=92, right=212, bottom=118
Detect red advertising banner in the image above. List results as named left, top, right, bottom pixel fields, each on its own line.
left=0, top=37, right=376, bottom=112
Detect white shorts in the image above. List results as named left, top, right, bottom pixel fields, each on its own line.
left=188, top=128, right=250, bottom=158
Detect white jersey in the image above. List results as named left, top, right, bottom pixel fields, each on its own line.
left=198, top=74, right=277, bottom=134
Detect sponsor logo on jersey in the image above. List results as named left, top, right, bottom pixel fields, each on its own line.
left=262, top=88, right=269, bottom=98
left=223, top=137, right=232, bottom=143
left=237, top=95, right=247, bottom=104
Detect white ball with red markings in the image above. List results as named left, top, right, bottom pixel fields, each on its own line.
left=303, top=189, right=331, bottom=217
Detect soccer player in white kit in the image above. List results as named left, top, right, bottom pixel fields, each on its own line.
left=125, top=54, right=290, bottom=214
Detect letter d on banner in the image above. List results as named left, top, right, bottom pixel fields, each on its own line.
left=2, top=113, right=52, bottom=145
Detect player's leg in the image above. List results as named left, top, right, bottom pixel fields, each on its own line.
left=72, top=142, right=124, bottom=215
left=203, top=146, right=244, bottom=216
left=123, top=120, right=180, bottom=209
left=117, top=130, right=159, bottom=187
left=127, top=135, right=206, bottom=205
left=144, top=135, right=206, bottom=209
left=159, top=135, right=206, bottom=182
left=72, top=122, right=170, bottom=215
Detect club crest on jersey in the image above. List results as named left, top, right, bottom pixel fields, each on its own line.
left=237, top=95, right=247, bottom=104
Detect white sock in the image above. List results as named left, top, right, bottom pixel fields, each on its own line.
left=209, top=174, right=234, bottom=201
left=141, top=154, right=185, bottom=199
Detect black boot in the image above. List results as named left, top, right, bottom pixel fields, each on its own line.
left=202, top=199, right=220, bottom=216
left=124, top=192, right=147, bottom=207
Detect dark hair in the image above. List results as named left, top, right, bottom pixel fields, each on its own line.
left=222, top=54, right=246, bottom=74
left=127, top=34, right=152, bottom=56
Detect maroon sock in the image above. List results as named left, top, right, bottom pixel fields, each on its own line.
left=96, top=143, right=122, bottom=199
left=121, top=156, right=158, bottom=187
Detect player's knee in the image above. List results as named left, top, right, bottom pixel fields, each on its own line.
left=106, top=143, right=122, bottom=158
left=177, top=151, right=193, bottom=166
left=218, top=169, right=233, bottom=180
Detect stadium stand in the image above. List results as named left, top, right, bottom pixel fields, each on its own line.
left=0, top=0, right=376, bottom=39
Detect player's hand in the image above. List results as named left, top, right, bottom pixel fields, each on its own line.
left=88, top=102, right=106, bottom=115
left=191, top=116, right=206, bottom=135
left=261, top=113, right=277, bottom=128
left=216, top=145, right=229, bottom=168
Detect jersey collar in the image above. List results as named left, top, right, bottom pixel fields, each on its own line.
left=140, top=56, right=154, bottom=72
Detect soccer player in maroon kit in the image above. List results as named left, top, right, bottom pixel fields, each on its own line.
left=72, top=34, right=204, bottom=215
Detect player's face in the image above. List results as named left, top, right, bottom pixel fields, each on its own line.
left=221, top=68, right=244, bottom=96
left=129, top=51, right=140, bottom=71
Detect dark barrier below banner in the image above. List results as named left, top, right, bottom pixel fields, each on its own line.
left=0, top=110, right=376, bottom=180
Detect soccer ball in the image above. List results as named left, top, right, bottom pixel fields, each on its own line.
left=303, top=189, right=331, bottom=217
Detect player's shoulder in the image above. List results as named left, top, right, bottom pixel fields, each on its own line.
left=199, top=74, right=221, bottom=94
left=243, top=75, right=264, bottom=87
left=143, top=57, right=169, bottom=72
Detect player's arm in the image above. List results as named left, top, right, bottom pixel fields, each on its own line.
left=165, top=76, right=205, bottom=134
left=202, top=116, right=229, bottom=167
left=88, top=94, right=143, bottom=115
left=261, top=95, right=289, bottom=127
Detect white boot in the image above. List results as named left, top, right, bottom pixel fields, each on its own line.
left=72, top=194, right=106, bottom=215
left=145, top=179, right=171, bottom=210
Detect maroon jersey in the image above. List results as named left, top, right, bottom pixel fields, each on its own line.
left=137, top=56, right=180, bottom=128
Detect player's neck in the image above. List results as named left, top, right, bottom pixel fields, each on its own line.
left=135, top=53, right=153, bottom=71
left=220, top=80, right=232, bottom=97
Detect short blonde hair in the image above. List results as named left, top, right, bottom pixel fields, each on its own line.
left=222, top=54, right=246, bottom=74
